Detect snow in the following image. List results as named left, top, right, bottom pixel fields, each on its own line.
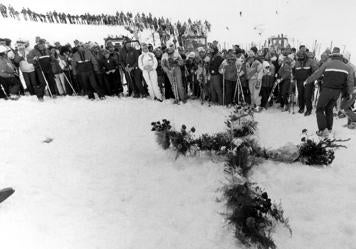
left=0, top=96, right=355, bottom=249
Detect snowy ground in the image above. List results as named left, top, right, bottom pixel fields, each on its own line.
left=0, top=96, right=355, bottom=249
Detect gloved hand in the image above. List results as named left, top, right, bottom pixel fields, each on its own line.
left=303, top=81, right=308, bottom=87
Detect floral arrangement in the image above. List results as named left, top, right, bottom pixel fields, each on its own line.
left=223, top=180, right=292, bottom=249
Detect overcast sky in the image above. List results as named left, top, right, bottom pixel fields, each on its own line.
left=2, top=0, right=356, bottom=56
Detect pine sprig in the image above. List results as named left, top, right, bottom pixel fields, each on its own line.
left=223, top=182, right=292, bottom=249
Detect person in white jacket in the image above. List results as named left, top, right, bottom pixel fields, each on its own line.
left=138, top=43, right=162, bottom=101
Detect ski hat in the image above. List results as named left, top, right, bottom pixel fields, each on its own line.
left=0, top=45, right=7, bottom=54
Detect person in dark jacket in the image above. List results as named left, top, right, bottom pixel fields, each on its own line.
left=219, top=52, right=237, bottom=106
left=208, top=46, right=224, bottom=105
left=260, top=60, right=275, bottom=109
left=305, top=47, right=354, bottom=137
left=276, top=56, right=293, bottom=111
left=119, top=41, right=145, bottom=97
left=293, top=50, right=317, bottom=115
left=103, top=43, right=122, bottom=96
left=27, top=38, right=58, bottom=100
left=71, top=43, right=105, bottom=99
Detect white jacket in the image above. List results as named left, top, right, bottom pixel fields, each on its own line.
left=18, top=47, right=35, bottom=73
left=138, top=52, right=157, bottom=71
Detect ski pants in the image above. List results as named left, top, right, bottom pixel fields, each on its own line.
left=210, top=74, right=223, bottom=105
left=260, top=86, right=272, bottom=108
left=36, top=69, right=57, bottom=97
left=279, top=79, right=291, bottom=107
left=341, top=92, right=356, bottom=122
left=78, top=71, right=104, bottom=99
left=167, top=67, right=186, bottom=101
left=316, top=87, right=341, bottom=131
left=249, top=78, right=261, bottom=107
left=142, top=69, right=162, bottom=100
left=297, top=80, right=314, bottom=111
left=105, top=71, right=122, bottom=96
left=125, top=68, right=146, bottom=96
left=223, top=80, right=236, bottom=105
left=54, top=73, right=66, bottom=95
left=22, top=71, right=37, bottom=95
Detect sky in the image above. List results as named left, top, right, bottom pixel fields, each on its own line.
left=2, top=0, right=356, bottom=57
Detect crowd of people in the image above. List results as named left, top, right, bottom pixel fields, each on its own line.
left=0, top=4, right=210, bottom=46
left=0, top=35, right=355, bottom=135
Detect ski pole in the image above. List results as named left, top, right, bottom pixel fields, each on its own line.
left=63, top=72, right=77, bottom=95
left=222, top=67, right=225, bottom=105
left=0, top=83, right=9, bottom=99
left=38, top=62, right=53, bottom=98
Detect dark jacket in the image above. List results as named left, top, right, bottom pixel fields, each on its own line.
left=27, top=46, right=53, bottom=73
left=119, top=47, right=140, bottom=68
left=306, top=56, right=354, bottom=94
left=209, top=54, right=224, bottom=75
left=71, top=49, right=99, bottom=75
left=293, top=58, right=317, bottom=81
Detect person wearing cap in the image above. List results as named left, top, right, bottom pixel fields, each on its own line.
left=103, top=42, right=122, bottom=96
left=119, top=39, right=146, bottom=98
left=161, top=42, right=186, bottom=103
left=219, top=51, right=238, bottom=106
left=185, top=51, right=199, bottom=98
left=260, top=59, right=275, bottom=109
left=305, top=47, right=354, bottom=137
left=138, top=43, right=162, bottom=101
left=276, top=56, right=293, bottom=111
left=71, top=42, right=105, bottom=100
left=246, top=50, right=263, bottom=111
left=340, top=51, right=356, bottom=129
left=293, top=49, right=318, bottom=116
left=208, top=45, right=224, bottom=105
left=27, top=38, right=58, bottom=100
left=0, top=45, right=21, bottom=100
left=15, top=40, right=36, bottom=95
